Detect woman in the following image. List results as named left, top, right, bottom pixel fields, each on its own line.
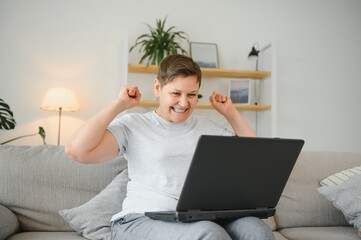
left=66, top=54, right=274, bottom=240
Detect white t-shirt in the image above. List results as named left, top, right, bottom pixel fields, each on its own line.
left=108, top=111, right=233, bottom=221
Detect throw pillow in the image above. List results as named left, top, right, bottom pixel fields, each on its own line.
left=0, top=204, right=20, bottom=240
left=59, top=169, right=129, bottom=240
left=320, top=165, right=361, bottom=187
left=318, top=172, right=361, bottom=235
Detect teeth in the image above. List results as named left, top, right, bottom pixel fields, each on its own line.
left=172, top=107, right=186, bottom=113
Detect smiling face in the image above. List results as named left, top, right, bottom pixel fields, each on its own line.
left=154, top=75, right=199, bottom=122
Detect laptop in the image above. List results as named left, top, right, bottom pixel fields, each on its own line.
left=145, top=135, right=304, bottom=222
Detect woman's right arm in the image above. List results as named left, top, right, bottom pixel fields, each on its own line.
left=65, top=86, right=141, bottom=163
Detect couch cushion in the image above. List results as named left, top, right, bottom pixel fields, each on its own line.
left=275, top=151, right=361, bottom=229
left=273, top=231, right=288, bottom=240
left=278, top=226, right=359, bottom=240
left=59, top=169, right=129, bottom=240
left=0, top=145, right=127, bottom=232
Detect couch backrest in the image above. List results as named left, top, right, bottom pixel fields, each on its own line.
left=0, top=145, right=127, bottom=232
left=275, top=151, right=361, bottom=229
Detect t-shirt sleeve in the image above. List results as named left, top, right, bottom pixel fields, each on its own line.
left=107, top=116, right=129, bottom=154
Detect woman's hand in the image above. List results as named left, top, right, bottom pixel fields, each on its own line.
left=118, top=85, right=142, bottom=110
left=209, top=91, right=234, bottom=117
left=209, top=91, right=256, bottom=137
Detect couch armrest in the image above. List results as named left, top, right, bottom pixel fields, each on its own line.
left=0, top=204, right=20, bottom=240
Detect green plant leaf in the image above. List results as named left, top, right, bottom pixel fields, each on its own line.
left=129, top=16, right=188, bottom=65
left=0, top=99, right=16, bottom=130
left=0, top=126, right=47, bottom=145
left=38, top=126, right=47, bottom=144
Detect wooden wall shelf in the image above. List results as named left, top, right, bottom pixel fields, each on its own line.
left=128, top=64, right=271, bottom=79
left=138, top=100, right=271, bottom=111
left=128, top=63, right=272, bottom=112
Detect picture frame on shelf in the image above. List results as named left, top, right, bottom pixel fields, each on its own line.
left=229, top=79, right=251, bottom=104
left=189, top=42, right=219, bottom=68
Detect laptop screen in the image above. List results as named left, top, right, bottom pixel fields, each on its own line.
left=176, top=135, right=304, bottom=212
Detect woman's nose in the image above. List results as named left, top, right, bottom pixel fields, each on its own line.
left=179, top=95, right=189, bottom=107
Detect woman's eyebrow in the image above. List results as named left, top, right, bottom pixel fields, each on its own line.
left=171, top=89, right=198, bottom=93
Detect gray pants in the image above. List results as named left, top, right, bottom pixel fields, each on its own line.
left=111, top=213, right=275, bottom=240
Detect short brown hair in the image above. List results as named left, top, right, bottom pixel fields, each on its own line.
left=157, top=54, right=202, bottom=88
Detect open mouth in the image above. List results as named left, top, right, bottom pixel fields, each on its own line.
left=171, top=107, right=188, bottom=113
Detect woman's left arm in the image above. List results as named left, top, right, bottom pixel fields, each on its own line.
left=209, top=92, right=256, bottom=137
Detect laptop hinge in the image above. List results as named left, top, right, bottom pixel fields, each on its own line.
left=186, top=209, right=202, bottom=212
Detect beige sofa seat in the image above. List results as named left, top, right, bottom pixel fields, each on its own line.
left=275, top=151, right=361, bottom=239
left=7, top=232, right=85, bottom=240
left=1, top=145, right=361, bottom=240
left=278, top=226, right=358, bottom=240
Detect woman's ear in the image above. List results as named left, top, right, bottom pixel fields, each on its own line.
left=154, top=79, right=161, bottom=98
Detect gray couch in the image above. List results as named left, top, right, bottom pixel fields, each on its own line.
left=0, top=145, right=360, bottom=240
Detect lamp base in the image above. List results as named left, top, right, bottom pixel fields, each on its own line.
left=57, top=107, right=62, bottom=145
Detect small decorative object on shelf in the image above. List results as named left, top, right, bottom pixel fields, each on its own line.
left=190, top=42, right=219, bottom=68
left=129, top=16, right=188, bottom=66
left=229, top=79, right=251, bottom=104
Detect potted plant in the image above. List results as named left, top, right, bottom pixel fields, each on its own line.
left=129, top=16, right=188, bottom=65
left=0, top=98, right=16, bottom=130
left=0, top=98, right=46, bottom=144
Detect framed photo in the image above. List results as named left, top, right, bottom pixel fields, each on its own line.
left=229, top=79, right=251, bottom=104
left=189, top=42, right=219, bottom=68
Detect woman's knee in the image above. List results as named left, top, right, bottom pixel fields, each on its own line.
left=189, top=221, right=232, bottom=240
left=224, top=217, right=275, bottom=240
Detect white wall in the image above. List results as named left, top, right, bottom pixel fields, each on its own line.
left=0, top=0, right=360, bottom=152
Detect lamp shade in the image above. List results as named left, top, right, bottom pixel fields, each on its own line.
left=248, top=46, right=259, bottom=60
left=41, top=87, right=79, bottom=112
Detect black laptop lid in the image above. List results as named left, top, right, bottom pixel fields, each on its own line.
left=176, top=135, right=304, bottom=212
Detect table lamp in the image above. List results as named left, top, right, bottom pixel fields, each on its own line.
left=41, top=87, right=79, bottom=145
left=248, top=42, right=271, bottom=71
